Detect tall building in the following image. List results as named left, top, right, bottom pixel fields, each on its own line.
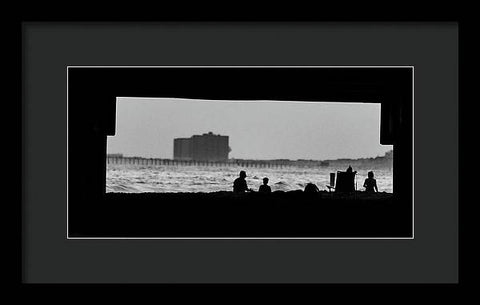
left=173, top=138, right=192, bottom=161
left=173, top=132, right=229, bottom=161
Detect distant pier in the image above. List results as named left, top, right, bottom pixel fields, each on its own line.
left=106, top=156, right=330, bottom=169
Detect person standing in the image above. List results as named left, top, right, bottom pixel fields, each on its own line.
left=363, top=171, right=378, bottom=193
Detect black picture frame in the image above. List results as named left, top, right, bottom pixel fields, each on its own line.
left=19, top=14, right=463, bottom=287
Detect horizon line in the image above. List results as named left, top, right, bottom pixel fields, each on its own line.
left=106, top=151, right=393, bottom=161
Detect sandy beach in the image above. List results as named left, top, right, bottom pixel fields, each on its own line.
left=69, top=190, right=411, bottom=238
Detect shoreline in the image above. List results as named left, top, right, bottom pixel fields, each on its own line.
left=105, top=190, right=394, bottom=202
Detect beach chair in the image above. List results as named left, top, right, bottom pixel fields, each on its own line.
left=335, top=171, right=356, bottom=193
left=326, top=172, right=336, bottom=192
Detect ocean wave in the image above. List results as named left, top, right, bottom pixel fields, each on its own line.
left=106, top=165, right=393, bottom=193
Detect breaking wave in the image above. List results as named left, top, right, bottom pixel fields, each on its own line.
left=106, top=164, right=393, bottom=193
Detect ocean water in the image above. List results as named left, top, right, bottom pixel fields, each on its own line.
left=106, top=163, right=393, bottom=193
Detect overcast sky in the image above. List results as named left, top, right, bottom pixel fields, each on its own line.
left=107, top=98, right=392, bottom=160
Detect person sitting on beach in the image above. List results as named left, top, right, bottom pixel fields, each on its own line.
left=258, top=177, right=272, bottom=193
left=363, top=171, right=378, bottom=193
left=304, top=182, right=320, bottom=193
left=233, top=170, right=251, bottom=193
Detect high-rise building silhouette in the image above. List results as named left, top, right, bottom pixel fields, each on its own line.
left=174, top=132, right=229, bottom=161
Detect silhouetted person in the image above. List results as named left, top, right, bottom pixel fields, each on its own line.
left=304, top=182, right=320, bottom=193
left=363, top=171, right=378, bottom=193
left=233, top=170, right=250, bottom=193
left=346, top=165, right=353, bottom=173
left=258, top=177, right=271, bottom=193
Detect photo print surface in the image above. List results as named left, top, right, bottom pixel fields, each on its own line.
left=107, top=99, right=393, bottom=194
left=68, top=67, right=413, bottom=238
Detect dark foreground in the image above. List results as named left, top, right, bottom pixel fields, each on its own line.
left=69, top=191, right=412, bottom=238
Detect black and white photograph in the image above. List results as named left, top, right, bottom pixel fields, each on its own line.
left=67, top=66, right=413, bottom=238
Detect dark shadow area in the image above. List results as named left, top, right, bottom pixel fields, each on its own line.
left=69, top=191, right=410, bottom=238
left=68, top=67, right=413, bottom=238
